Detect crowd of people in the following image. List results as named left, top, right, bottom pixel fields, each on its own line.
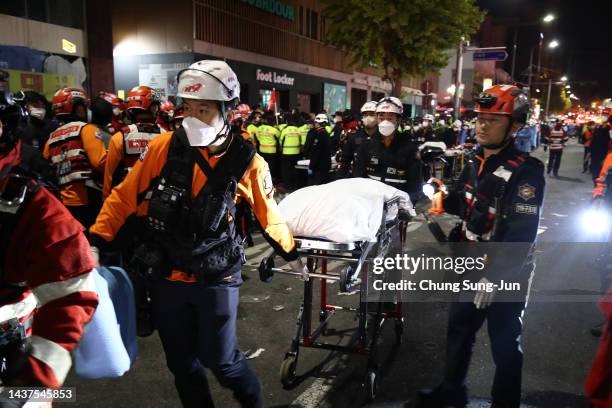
left=0, top=60, right=610, bottom=408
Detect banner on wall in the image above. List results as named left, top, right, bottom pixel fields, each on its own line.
left=6, top=69, right=75, bottom=100
left=138, top=63, right=191, bottom=99
left=323, top=83, right=347, bottom=114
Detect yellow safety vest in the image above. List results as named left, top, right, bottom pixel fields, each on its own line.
left=255, top=124, right=280, bottom=154
left=246, top=124, right=259, bottom=143
left=279, top=126, right=302, bottom=155
left=299, top=124, right=312, bottom=146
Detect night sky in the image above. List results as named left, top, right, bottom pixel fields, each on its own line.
left=476, top=0, right=612, bottom=104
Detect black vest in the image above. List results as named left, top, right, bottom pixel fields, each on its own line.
left=145, top=128, right=255, bottom=283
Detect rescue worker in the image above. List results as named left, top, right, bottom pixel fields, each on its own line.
left=43, top=88, right=107, bottom=229
left=172, top=106, right=185, bottom=130
left=0, top=90, right=98, bottom=388
left=278, top=113, right=302, bottom=189
left=158, top=99, right=175, bottom=132
left=582, top=121, right=594, bottom=173
left=254, top=111, right=280, bottom=180
left=98, top=91, right=125, bottom=135
left=418, top=85, right=544, bottom=408
left=89, top=94, right=115, bottom=148
left=10, top=91, right=56, bottom=185
left=103, top=85, right=161, bottom=200
left=414, top=113, right=435, bottom=144
left=590, top=115, right=612, bottom=185
left=304, top=113, right=332, bottom=185
left=245, top=110, right=261, bottom=144
left=546, top=121, right=568, bottom=176
left=338, top=100, right=377, bottom=178
left=14, top=90, right=56, bottom=150
left=354, top=97, right=422, bottom=199
left=89, top=60, right=308, bottom=408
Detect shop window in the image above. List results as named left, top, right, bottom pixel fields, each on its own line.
left=260, top=89, right=272, bottom=111
left=27, top=0, right=47, bottom=23
left=310, top=10, right=318, bottom=40
left=0, top=2, right=26, bottom=18
left=48, top=0, right=84, bottom=29
left=299, top=6, right=303, bottom=36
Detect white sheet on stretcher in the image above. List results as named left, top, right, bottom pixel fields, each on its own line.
left=278, top=178, right=416, bottom=243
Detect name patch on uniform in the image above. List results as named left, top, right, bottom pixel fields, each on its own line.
left=139, top=145, right=149, bottom=161
left=515, top=203, right=537, bottom=215
left=517, top=183, right=536, bottom=201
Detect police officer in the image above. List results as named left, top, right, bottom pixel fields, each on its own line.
left=43, top=88, right=107, bottom=229
left=89, top=60, right=308, bottom=408
left=414, top=113, right=435, bottom=144
left=278, top=113, right=302, bottom=189
left=338, top=101, right=378, bottom=178
left=304, top=113, right=332, bottom=185
left=418, top=85, right=545, bottom=408
left=254, top=111, right=280, bottom=180
left=103, top=85, right=162, bottom=199
left=354, top=97, right=422, bottom=199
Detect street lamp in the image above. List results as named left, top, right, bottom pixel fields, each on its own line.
left=561, top=76, right=568, bottom=82
left=542, top=14, right=555, bottom=23
left=548, top=40, right=560, bottom=48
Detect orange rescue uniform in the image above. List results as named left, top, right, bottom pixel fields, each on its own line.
left=593, top=151, right=612, bottom=200
left=90, top=131, right=297, bottom=282
left=43, top=123, right=107, bottom=206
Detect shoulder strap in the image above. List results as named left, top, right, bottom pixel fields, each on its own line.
left=160, top=128, right=194, bottom=191
left=176, top=130, right=255, bottom=193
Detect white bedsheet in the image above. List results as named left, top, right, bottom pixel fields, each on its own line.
left=278, top=178, right=415, bottom=243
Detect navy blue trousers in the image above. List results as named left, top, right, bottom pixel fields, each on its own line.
left=152, top=273, right=262, bottom=408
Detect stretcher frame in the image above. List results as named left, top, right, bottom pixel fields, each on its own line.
left=265, top=197, right=406, bottom=401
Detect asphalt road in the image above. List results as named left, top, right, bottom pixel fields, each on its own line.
left=60, top=139, right=607, bottom=408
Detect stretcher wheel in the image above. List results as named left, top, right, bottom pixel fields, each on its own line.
left=394, top=320, right=404, bottom=345
left=280, top=355, right=297, bottom=389
left=339, top=265, right=353, bottom=293
left=366, top=369, right=377, bottom=402
left=259, top=257, right=275, bottom=283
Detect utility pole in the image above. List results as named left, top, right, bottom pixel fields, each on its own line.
left=544, top=78, right=552, bottom=119
left=527, top=48, right=534, bottom=96
left=510, top=27, right=518, bottom=80
left=453, top=39, right=465, bottom=121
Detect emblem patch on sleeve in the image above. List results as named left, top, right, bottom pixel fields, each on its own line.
left=263, top=168, right=274, bottom=198
left=517, top=183, right=536, bottom=201
left=139, top=145, right=149, bottom=161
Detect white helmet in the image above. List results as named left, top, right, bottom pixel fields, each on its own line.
left=314, top=113, right=329, bottom=123
left=375, top=97, right=403, bottom=115
left=360, top=100, right=378, bottom=113
left=177, top=60, right=240, bottom=103
left=438, top=119, right=446, bottom=126
left=423, top=114, right=434, bottom=121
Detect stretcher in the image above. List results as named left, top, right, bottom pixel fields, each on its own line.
left=258, top=196, right=406, bottom=401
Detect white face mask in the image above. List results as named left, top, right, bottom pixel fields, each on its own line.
left=112, top=107, right=121, bottom=117
left=362, top=116, right=377, bottom=128
left=182, top=114, right=226, bottom=146
left=378, top=120, right=396, bottom=137
left=29, top=107, right=46, bottom=121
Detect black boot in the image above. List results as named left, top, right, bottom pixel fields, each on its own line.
left=417, top=385, right=468, bottom=408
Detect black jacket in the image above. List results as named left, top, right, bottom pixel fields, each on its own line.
left=304, top=127, right=332, bottom=172
left=338, top=128, right=371, bottom=177
left=354, top=131, right=422, bottom=198
left=443, top=145, right=545, bottom=285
